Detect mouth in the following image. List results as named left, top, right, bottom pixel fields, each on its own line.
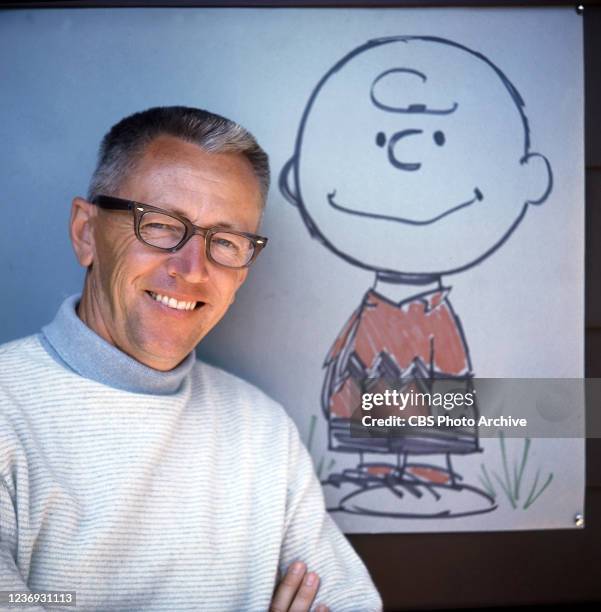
left=327, top=187, right=484, bottom=226
left=146, top=291, right=204, bottom=312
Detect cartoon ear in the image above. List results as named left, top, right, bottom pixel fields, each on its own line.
left=278, top=156, right=300, bottom=207
left=521, top=152, right=553, bottom=206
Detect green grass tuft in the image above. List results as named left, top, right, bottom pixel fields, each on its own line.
left=483, top=433, right=553, bottom=510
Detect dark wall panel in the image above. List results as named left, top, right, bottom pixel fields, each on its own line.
left=350, top=484, right=600, bottom=609
left=585, top=6, right=601, bottom=168
left=586, top=170, right=601, bottom=327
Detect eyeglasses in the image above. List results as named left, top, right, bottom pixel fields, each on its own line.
left=91, top=195, right=268, bottom=269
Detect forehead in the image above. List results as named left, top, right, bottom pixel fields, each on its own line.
left=302, top=39, right=525, bottom=155
left=117, top=135, right=263, bottom=221
left=131, top=136, right=259, bottom=193
left=322, top=40, right=515, bottom=116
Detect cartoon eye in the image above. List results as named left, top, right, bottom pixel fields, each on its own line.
left=433, top=131, right=445, bottom=146
left=375, top=132, right=386, bottom=147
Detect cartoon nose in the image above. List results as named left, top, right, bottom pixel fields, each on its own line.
left=387, top=129, right=423, bottom=171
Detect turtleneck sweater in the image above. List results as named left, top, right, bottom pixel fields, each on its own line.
left=0, top=296, right=382, bottom=611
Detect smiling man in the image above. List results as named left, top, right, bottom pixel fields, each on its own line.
left=0, top=106, right=382, bottom=611
left=73, top=134, right=263, bottom=372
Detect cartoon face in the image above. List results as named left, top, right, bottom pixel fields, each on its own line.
left=286, top=37, right=552, bottom=276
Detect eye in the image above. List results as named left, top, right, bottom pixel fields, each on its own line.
left=433, top=131, right=445, bottom=146
left=375, top=132, right=386, bottom=147
left=142, top=222, right=180, bottom=232
left=214, top=237, right=238, bottom=251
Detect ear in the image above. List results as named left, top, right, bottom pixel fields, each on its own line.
left=70, top=197, right=97, bottom=268
left=520, top=152, right=553, bottom=206
left=278, top=156, right=300, bottom=207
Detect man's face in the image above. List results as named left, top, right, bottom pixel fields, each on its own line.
left=79, top=135, right=263, bottom=371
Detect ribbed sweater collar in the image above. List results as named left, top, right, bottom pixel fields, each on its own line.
left=40, top=294, right=194, bottom=395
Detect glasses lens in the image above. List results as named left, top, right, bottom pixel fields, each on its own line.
left=139, top=211, right=186, bottom=249
left=209, top=231, right=255, bottom=268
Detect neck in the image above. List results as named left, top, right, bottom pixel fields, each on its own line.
left=372, top=272, right=443, bottom=303
left=41, top=294, right=195, bottom=395
left=77, top=275, right=114, bottom=347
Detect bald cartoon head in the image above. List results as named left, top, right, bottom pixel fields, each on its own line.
left=281, top=36, right=552, bottom=278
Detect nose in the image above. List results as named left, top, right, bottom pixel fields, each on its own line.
left=166, top=234, right=210, bottom=283
left=387, top=129, right=423, bottom=171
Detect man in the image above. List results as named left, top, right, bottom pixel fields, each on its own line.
left=0, top=106, right=382, bottom=611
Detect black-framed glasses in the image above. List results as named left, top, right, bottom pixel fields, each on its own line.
left=91, top=195, right=268, bottom=269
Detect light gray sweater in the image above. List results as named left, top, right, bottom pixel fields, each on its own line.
left=0, top=296, right=382, bottom=611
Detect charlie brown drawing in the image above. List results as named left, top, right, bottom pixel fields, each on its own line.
left=280, top=36, right=553, bottom=518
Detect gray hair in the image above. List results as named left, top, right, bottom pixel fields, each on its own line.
left=87, top=106, right=270, bottom=205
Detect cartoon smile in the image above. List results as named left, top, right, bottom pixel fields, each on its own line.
left=327, top=187, right=484, bottom=226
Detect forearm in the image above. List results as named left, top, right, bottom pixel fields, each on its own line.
left=281, top=422, right=382, bottom=611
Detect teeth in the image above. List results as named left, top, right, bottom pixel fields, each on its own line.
left=149, top=292, right=197, bottom=311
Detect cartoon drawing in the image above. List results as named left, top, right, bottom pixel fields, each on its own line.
left=280, top=36, right=553, bottom=518
left=480, top=433, right=554, bottom=511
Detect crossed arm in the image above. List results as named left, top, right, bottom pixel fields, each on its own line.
left=271, top=561, right=329, bottom=612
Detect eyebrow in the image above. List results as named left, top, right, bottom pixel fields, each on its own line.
left=160, top=203, right=241, bottom=231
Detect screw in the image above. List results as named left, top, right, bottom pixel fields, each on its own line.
left=574, top=513, right=584, bottom=527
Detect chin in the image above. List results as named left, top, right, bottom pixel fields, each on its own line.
left=143, top=351, right=191, bottom=371
left=129, top=337, right=195, bottom=370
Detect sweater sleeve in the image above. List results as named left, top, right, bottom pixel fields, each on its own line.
left=0, top=391, right=45, bottom=611
left=0, top=478, right=45, bottom=611
left=279, top=418, right=383, bottom=612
